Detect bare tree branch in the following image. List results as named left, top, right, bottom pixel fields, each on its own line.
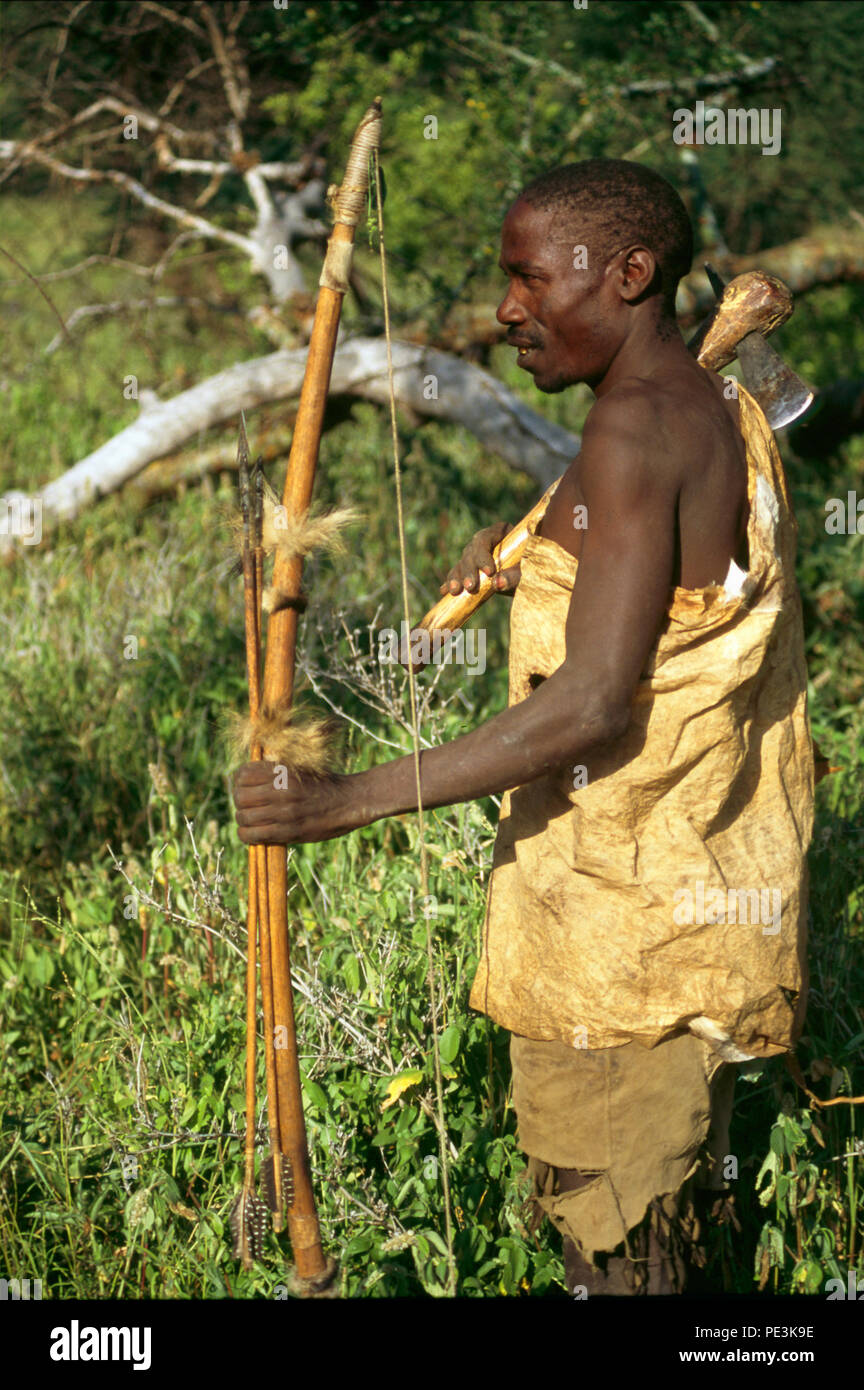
left=41, top=295, right=239, bottom=355
left=0, top=139, right=258, bottom=259
left=45, top=0, right=91, bottom=105
left=196, top=0, right=249, bottom=132
left=125, top=423, right=296, bottom=503
left=138, top=0, right=207, bottom=39
left=454, top=28, right=780, bottom=99
left=722, top=224, right=864, bottom=299
left=151, top=229, right=204, bottom=281
left=0, top=339, right=579, bottom=556
left=0, top=77, right=328, bottom=302
left=0, top=243, right=71, bottom=348
left=0, top=252, right=153, bottom=287
left=24, top=95, right=193, bottom=149
left=151, top=149, right=309, bottom=181
left=158, top=57, right=218, bottom=118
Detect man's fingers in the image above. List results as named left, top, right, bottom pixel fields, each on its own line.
left=233, top=781, right=278, bottom=810
left=233, top=761, right=275, bottom=785
left=438, top=559, right=519, bottom=596
left=457, top=568, right=481, bottom=593
left=235, top=801, right=287, bottom=827
left=441, top=571, right=472, bottom=595
left=439, top=522, right=513, bottom=597
left=440, top=555, right=496, bottom=595
left=237, top=823, right=286, bottom=845
left=232, top=761, right=298, bottom=808
left=492, top=564, right=521, bottom=592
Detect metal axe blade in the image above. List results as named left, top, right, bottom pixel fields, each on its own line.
left=735, top=333, right=815, bottom=431
left=704, top=264, right=814, bottom=431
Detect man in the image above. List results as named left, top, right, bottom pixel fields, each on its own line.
left=233, top=159, right=814, bottom=1294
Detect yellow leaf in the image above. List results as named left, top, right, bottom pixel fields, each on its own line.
left=169, top=1202, right=197, bottom=1221
left=381, top=1070, right=423, bottom=1111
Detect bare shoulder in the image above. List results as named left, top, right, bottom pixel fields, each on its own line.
left=544, top=363, right=746, bottom=575
left=540, top=374, right=707, bottom=550
left=580, top=367, right=730, bottom=487
left=584, top=378, right=665, bottom=438
left=577, top=377, right=686, bottom=500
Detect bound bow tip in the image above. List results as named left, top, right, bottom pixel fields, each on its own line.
left=357, top=97, right=382, bottom=123
left=362, top=97, right=383, bottom=127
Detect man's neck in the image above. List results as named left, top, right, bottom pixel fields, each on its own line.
left=593, top=312, right=691, bottom=398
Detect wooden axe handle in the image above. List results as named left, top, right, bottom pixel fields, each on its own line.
left=413, top=270, right=791, bottom=641
left=687, top=269, right=792, bottom=368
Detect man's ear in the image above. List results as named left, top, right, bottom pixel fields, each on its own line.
left=617, top=246, right=659, bottom=303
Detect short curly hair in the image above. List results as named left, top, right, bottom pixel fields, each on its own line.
left=517, top=159, right=693, bottom=313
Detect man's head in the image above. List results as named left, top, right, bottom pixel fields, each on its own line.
left=497, top=158, right=693, bottom=392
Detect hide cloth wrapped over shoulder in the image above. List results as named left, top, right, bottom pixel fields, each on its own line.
left=470, top=378, right=814, bottom=1065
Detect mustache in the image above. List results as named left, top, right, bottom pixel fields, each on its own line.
left=507, top=334, right=543, bottom=349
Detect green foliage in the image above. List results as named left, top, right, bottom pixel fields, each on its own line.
left=0, top=780, right=559, bottom=1297
left=751, top=1103, right=860, bottom=1295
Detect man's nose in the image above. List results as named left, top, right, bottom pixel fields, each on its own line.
left=496, top=286, right=525, bottom=326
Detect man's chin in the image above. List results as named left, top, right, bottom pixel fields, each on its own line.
left=533, top=373, right=570, bottom=395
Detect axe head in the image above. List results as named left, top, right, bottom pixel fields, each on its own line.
left=704, top=264, right=814, bottom=431
left=735, top=333, right=815, bottom=432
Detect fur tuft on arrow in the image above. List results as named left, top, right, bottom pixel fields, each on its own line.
left=226, top=481, right=360, bottom=565
left=223, top=703, right=338, bottom=774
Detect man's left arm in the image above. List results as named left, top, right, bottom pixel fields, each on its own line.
left=234, top=394, right=679, bottom=844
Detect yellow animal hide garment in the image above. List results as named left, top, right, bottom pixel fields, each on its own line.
left=469, top=379, right=815, bottom=1061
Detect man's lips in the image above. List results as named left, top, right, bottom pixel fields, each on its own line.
left=511, top=343, right=544, bottom=366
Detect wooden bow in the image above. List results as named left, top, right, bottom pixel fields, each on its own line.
left=255, top=97, right=381, bottom=1287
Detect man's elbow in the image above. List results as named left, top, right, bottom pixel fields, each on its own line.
left=584, top=698, right=631, bottom=748
left=556, top=668, right=632, bottom=751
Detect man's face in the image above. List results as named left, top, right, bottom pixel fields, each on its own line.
left=496, top=199, right=622, bottom=393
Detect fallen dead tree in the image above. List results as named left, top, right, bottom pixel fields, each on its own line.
left=0, top=337, right=580, bottom=557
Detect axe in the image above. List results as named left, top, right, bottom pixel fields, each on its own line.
left=406, top=269, right=813, bottom=657
left=698, top=263, right=814, bottom=431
